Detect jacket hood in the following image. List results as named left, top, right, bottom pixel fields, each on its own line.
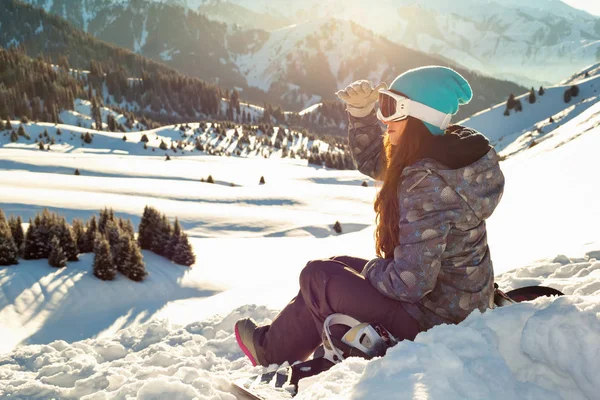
left=404, top=126, right=504, bottom=222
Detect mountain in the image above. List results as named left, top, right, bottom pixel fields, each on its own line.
left=16, top=0, right=526, bottom=120
left=192, top=0, right=600, bottom=87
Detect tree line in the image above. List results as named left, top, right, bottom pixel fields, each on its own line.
left=0, top=206, right=196, bottom=281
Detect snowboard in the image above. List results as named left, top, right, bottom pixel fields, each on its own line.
left=232, top=285, right=563, bottom=399
left=231, top=357, right=334, bottom=400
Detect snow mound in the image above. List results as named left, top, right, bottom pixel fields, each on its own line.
left=1, top=256, right=598, bottom=399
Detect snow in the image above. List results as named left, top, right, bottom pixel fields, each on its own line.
left=1, top=68, right=600, bottom=398
left=460, top=68, right=600, bottom=158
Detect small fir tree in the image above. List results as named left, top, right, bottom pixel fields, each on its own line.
left=10, top=130, right=18, bottom=142
left=58, top=218, right=79, bottom=261
left=570, top=85, right=579, bottom=97
left=0, top=210, right=19, bottom=265
left=80, top=216, right=98, bottom=253
left=538, top=86, right=545, bottom=96
left=333, top=221, right=342, bottom=234
left=564, top=89, right=572, bottom=103
left=138, top=206, right=161, bottom=250
left=115, top=232, right=132, bottom=275
left=165, top=154, right=171, bottom=161
left=75, top=168, right=80, bottom=175
left=171, top=233, right=196, bottom=266
left=151, top=214, right=172, bottom=256
left=503, top=108, right=510, bottom=116
left=514, top=100, right=522, bottom=112
left=361, top=181, right=368, bottom=187
left=528, top=88, right=536, bottom=104
left=259, top=176, right=265, bottom=185
left=124, top=236, right=147, bottom=281
left=72, top=218, right=85, bottom=252
left=93, top=234, right=116, bottom=281
left=165, top=218, right=182, bottom=260
left=48, top=236, right=67, bottom=268
left=141, top=134, right=149, bottom=142
left=8, top=215, right=25, bottom=255
left=207, top=175, right=214, bottom=183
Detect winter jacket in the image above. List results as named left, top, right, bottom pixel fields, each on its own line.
left=348, top=110, right=504, bottom=330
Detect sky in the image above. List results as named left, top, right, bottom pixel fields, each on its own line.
left=561, top=0, right=600, bottom=15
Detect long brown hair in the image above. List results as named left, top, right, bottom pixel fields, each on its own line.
left=374, top=117, right=434, bottom=258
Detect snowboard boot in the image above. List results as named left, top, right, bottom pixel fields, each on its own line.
left=235, top=318, right=262, bottom=367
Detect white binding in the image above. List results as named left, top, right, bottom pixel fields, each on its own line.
left=377, top=89, right=452, bottom=130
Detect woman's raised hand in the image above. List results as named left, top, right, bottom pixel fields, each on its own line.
left=335, top=80, right=388, bottom=118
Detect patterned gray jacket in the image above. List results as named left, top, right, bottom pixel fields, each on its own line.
left=349, top=110, right=505, bottom=331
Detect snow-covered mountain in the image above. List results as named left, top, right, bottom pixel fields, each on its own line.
left=14, top=0, right=525, bottom=118
left=192, top=0, right=600, bottom=87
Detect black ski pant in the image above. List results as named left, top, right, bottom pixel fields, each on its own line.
left=253, top=256, right=421, bottom=366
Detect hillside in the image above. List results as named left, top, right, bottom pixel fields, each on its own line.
left=461, top=63, right=600, bottom=158
left=0, top=96, right=599, bottom=398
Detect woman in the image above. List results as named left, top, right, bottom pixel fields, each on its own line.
left=235, top=66, right=504, bottom=367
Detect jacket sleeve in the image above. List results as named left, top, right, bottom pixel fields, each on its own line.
left=366, top=170, right=462, bottom=303
left=347, top=109, right=386, bottom=181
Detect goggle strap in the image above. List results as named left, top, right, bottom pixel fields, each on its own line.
left=408, top=100, right=452, bottom=130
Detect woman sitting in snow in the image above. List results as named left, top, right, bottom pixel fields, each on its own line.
left=235, top=66, right=505, bottom=367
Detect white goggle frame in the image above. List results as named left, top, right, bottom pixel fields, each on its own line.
left=377, top=89, right=453, bottom=130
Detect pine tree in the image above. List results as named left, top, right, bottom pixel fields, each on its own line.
left=56, top=218, right=79, bottom=261
left=570, top=85, right=580, bottom=97
left=564, top=89, right=572, bottom=103
left=259, top=176, right=265, bottom=185
left=8, top=215, right=25, bottom=255
left=171, top=233, right=195, bottom=266
left=528, top=88, right=536, bottom=104
left=105, top=219, right=122, bottom=261
left=98, top=207, right=115, bottom=234
left=514, top=100, right=523, bottom=112
left=151, top=214, right=172, bottom=256
left=75, top=168, right=80, bottom=175
left=138, top=206, right=161, bottom=250
left=0, top=210, right=19, bottom=266
left=48, top=236, right=67, bottom=268
left=333, top=221, right=342, bottom=234
left=22, top=218, right=38, bottom=259
left=206, top=175, right=214, bottom=183
left=80, top=216, right=98, bottom=253
left=115, top=232, right=132, bottom=275
left=93, top=235, right=116, bottom=281
left=124, top=236, right=147, bottom=281
left=506, top=94, right=516, bottom=110
left=10, top=130, right=18, bottom=142
left=72, top=218, right=85, bottom=253
left=538, top=86, right=545, bottom=96
left=165, top=218, right=182, bottom=260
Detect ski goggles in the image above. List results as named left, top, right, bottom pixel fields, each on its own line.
left=377, top=89, right=452, bottom=130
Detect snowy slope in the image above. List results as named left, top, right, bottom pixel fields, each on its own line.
left=1, top=71, right=600, bottom=398
left=460, top=64, right=600, bottom=157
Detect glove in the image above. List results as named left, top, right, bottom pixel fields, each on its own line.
left=335, top=80, right=388, bottom=118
